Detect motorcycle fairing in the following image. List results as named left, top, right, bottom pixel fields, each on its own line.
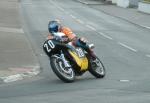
left=68, top=50, right=88, bottom=71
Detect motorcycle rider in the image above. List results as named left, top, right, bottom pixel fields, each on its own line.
left=47, top=20, right=97, bottom=60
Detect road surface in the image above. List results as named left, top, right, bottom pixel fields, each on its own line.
left=0, top=0, right=150, bottom=102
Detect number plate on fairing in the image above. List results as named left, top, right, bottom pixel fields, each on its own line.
left=75, top=48, right=85, bottom=58
left=43, top=40, right=55, bottom=53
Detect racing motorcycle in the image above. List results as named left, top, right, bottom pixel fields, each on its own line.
left=43, top=32, right=105, bottom=83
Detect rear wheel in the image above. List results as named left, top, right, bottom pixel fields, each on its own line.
left=50, top=56, right=75, bottom=83
left=89, top=57, right=105, bottom=78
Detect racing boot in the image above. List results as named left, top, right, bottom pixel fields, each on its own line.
left=87, top=46, right=100, bottom=67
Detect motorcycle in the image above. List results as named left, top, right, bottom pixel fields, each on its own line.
left=43, top=32, right=105, bottom=83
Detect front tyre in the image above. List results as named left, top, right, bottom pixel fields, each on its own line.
left=89, top=57, right=105, bottom=78
left=50, top=56, right=75, bottom=83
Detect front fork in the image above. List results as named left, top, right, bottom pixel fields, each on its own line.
left=60, top=51, right=71, bottom=68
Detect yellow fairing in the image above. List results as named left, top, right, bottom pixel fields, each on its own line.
left=69, top=50, right=88, bottom=71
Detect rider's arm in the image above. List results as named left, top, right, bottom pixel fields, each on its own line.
left=61, top=27, right=77, bottom=41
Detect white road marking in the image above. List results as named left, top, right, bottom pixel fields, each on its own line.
left=0, top=27, right=24, bottom=33
left=3, top=74, right=23, bottom=83
left=57, top=7, right=65, bottom=11
left=70, top=14, right=77, bottom=19
left=86, top=25, right=96, bottom=31
left=146, top=55, right=150, bottom=58
left=141, top=25, right=150, bottom=30
left=77, top=0, right=89, bottom=4
left=118, top=42, right=137, bottom=52
left=0, top=65, right=40, bottom=83
left=49, top=0, right=65, bottom=12
left=98, top=32, right=113, bottom=40
left=119, top=79, right=130, bottom=82
left=145, top=26, right=150, bottom=29
left=76, top=19, right=84, bottom=24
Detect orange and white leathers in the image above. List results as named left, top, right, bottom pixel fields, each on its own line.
left=47, top=26, right=96, bottom=59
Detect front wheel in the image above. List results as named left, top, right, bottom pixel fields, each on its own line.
left=89, top=57, right=105, bottom=78
left=50, top=56, right=75, bottom=83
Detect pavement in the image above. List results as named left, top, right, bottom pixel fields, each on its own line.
left=76, top=0, right=150, bottom=30
left=77, top=0, right=106, bottom=4
left=0, top=0, right=40, bottom=84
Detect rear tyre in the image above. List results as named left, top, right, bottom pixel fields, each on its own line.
left=50, top=56, right=75, bottom=83
left=89, top=57, right=105, bottom=78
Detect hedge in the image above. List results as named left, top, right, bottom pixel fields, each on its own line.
left=143, top=0, right=150, bottom=3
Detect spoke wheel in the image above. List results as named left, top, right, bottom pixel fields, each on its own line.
left=50, top=56, right=75, bottom=83
left=89, top=57, right=105, bottom=78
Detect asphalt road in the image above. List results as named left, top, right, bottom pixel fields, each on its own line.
left=0, top=0, right=150, bottom=102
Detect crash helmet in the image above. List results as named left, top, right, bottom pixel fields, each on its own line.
left=48, top=20, right=61, bottom=35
